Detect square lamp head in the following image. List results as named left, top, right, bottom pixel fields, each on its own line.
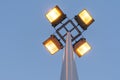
left=74, top=9, right=94, bottom=30
left=43, top=35, right=63, bottom=55
left=73, top=38, right=91, bottom=57
left=46, top=5, right=66, bottom=27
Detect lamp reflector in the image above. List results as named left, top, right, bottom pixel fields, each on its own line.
left=74, top=9, right=94, bottom=30
left=73, top=38, right=91, bottom=57
left=79, top=10, right=93, bottom=25
left=46, top=5, right=66, bottom=27
left=44, top=40, right=59, bottom=54
left=46, top=7, right=61, bottom=23
left=43, top=35, right=63, bottom=55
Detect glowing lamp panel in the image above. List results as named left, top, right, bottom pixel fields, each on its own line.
left=76, top=42, right=91, bottom=56
left=75, top=9, right=94, bottom=30
left=79, top=10, right=93, bottom=25
left=44, top=40, right=59, bottom=55
left=46, top=7, right=62, bottom=23
left=43, top=35, right=63, bottom=55
left=74, top=39, right=91, bottom=57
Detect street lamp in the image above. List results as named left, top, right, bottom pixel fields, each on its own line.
left=43, top=5, right=94, bottom=56
left=73, top=38, right=91, bottom=57
left=46, top=5, right=66, bottom=27
left=43, top=35, right=63, bottom=55
left=43, top=5, right=95, bottom=80
left=74, top=9, right=94, bottom=30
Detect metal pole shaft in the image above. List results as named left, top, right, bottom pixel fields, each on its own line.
left=60, top=32, right=79, bottom=80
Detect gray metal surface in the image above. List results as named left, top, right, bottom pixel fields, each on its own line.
left=60, top=32, right=79, bottom=80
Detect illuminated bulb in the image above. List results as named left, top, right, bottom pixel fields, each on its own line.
left=46, top=8, right=61, bottom=23
left=79, top=10, right=93, bottom=25
left=44, top=40, right=59, bottom=55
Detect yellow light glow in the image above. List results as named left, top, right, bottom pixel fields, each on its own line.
left=79, top=10, right=93, bottom=25
left=43, top=35, right=63, bottom=55
left=46, top=7, right=62, bottom=23
left=76, top=42, right=91, bottom=56
left=74, top=39, right=92, bottom=57
left=44, top=40, right=59, bottom=55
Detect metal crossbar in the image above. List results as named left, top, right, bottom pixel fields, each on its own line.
left=56, top=20, right=81, bottom=43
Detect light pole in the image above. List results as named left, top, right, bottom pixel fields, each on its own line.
left=43, top=5, right=95, bottom=80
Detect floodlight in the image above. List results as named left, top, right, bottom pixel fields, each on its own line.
left=73, top=38, right=91, bottom=57
left=43, top=35, right=63, bottom=55
left=74, top=9, right=94, bottom=30
left=46, top=5, right=66, bottom=27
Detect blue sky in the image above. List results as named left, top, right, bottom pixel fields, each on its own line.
left=0, top=0, right=120, bottom=80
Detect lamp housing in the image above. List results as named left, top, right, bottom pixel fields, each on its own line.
left=43, top=35, right=63, bottom=55
left=46, top=5, right=66, bottom=27
left=74, top=9, right=94, bottom=30
left=73, top=38, right=91, bottom=57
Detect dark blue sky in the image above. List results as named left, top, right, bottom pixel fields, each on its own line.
left=0, top=0, right=120, bottom=80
